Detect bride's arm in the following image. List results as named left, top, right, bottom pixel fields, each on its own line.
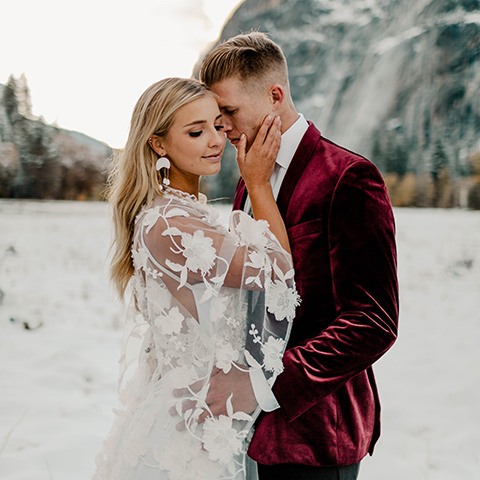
left=236, top=115, right=291, bottom=256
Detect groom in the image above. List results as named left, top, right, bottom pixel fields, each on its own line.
left=199, top=32, right=399, bottom=479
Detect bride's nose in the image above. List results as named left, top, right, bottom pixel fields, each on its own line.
left=209, top=129, right=225, bottom=147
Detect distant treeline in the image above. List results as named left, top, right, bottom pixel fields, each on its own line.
left=203, top=131, right=480, bottom=209
left=1, top=74, right=479, bottom=208
left=371, top=126, right=480, bottom=209
left=0, top=74, right=111, bottom=200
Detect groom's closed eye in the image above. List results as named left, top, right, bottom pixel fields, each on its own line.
left=223, top=108, right=237, bottom=115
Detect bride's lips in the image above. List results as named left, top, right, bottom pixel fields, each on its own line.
left=202, top=152, right=222, bottom=161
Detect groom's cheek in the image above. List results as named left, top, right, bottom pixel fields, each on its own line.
left=244, top=127, right=260, bottom=152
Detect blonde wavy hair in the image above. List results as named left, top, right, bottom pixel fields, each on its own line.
left=106, top=78, right=212, bottom=298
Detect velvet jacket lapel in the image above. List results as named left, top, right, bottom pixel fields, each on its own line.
left=232, top=122, right=321, bottom=214
left=232, top=177, right=247, bottom=211
left=276, top=122, right=321, bottom=218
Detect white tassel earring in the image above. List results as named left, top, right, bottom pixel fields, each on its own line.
left=149, top=137, right=171, bottom=188
left=156, top=157, right=171, bottom=187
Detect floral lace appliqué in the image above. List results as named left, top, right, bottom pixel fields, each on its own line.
left=93, top=192, right=300, bottom=480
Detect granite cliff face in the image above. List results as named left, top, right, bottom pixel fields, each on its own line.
left=216, top=0, right=480, bottom=174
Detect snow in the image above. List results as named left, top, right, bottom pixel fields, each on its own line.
left=0, top=200, right=479, bottom=479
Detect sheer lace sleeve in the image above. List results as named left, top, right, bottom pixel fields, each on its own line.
left=97, top=191, right=300, bottom=480
left=139, top=195, right=295, bottom=298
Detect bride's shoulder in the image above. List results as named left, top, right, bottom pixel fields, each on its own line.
left=162, top=188, right=228, bottom=230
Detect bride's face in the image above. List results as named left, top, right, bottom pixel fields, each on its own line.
left=158, top=94, right=226, bottom=182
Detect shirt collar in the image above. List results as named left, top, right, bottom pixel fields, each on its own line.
left=276, top=114, right=309, bottom=170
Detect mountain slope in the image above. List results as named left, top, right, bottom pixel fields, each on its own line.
left=215, top=0, right=480, bottom=174
left=0, top=79, right=111, bottom=199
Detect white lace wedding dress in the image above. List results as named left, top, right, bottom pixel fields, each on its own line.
left=93, top=188, right=299, bottom=480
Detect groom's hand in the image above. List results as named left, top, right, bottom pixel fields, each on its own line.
left=198, top=366, right=258, bottom=423
left=236, top=115, right=281, bottom=191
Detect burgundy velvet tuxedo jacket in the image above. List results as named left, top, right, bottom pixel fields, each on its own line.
left=233, top=123, right=399, bottom=467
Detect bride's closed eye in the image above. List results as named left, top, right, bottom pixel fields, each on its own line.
left=189, top=125, right=224, bottom=138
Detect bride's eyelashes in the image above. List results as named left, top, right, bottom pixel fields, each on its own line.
left=188, top=125, right=224, bottom=138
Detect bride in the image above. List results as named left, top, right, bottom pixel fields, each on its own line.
left=93, top=78, right=299, bottom=480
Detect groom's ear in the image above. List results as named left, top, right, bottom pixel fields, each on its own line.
left=269, top=84, right=285, bottom=111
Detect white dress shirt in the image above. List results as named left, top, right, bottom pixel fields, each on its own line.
left=245, top=113, right=309, bottom=411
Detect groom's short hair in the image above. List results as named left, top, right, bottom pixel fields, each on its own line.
left=199, top=31, right=289, bottom=90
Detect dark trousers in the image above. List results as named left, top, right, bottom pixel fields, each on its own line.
left=257, top=462, right=361, bottom=480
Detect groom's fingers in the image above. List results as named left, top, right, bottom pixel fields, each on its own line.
left=245, top=114, right=273, bottom=156
left=236, top=133, right=247, bottom=163
left=172, top=378, right=204, bottom=398
left=254, top=115, right=274, bottom=148
left=168, top=398, right=196, bottom=417
left=262, top=116, right=281, bottom=154
left=198, top=409, right=211, bottom=424
left=253, top=116, right=281, bottom=161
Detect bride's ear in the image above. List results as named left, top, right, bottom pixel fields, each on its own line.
left=148, top=135, right=167, bottom=157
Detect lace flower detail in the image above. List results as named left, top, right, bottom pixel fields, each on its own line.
left=261, top=336, right=286, bottom=375
left=146, top=281, right=171, bottom=311
left=155, top=306, right=184, bottom=335
left=181, top=230, right=216, bottom=274
left=154, top=441, right=194, bottom=480
left=215, top=341, right=239, bottom=374
left=166, top=365, right=198, bottom=389
left=235, top=214, right=269, bottom=248
left=143, top=206, right=162, bottom=233
left=164, top=207, right=189, bottom=219
left=202, top=395, right=251, bottom=464
left=132, top=246, right=149, bottom=271
left=246, top=250, right=266, bottom=269
left=266, top=280, right=300, bottom=322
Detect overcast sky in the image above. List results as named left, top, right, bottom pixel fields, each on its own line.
left=1, top=0, right=244, bottom=148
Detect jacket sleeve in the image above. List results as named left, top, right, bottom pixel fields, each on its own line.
left=272, top=160, right=399, bottom=422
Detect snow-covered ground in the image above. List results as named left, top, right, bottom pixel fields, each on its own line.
left=0, top=200, right=479, bottom=480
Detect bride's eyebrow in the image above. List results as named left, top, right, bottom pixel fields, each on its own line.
left=184, top=114, right=222, bottom=127
left=184, top=120, right=207, bottom=127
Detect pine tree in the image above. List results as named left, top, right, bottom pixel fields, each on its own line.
left=371, top=131, right=385, bottom=172
left=431, top=138, right=448, bottom=181
left=2, top=75, right=20, bottom=124
left=385, top=132, right=409, bottom=177
left=28, top=121, right=60, bottom=198
left=15, top=73, right=33, bottom=118
left=430, top=139, right=452, bottom=207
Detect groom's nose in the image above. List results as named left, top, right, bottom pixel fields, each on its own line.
left=220, top=116, right=233, bottom=132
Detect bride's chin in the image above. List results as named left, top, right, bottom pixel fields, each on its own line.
left=202, top=163, right=222, bottom=176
